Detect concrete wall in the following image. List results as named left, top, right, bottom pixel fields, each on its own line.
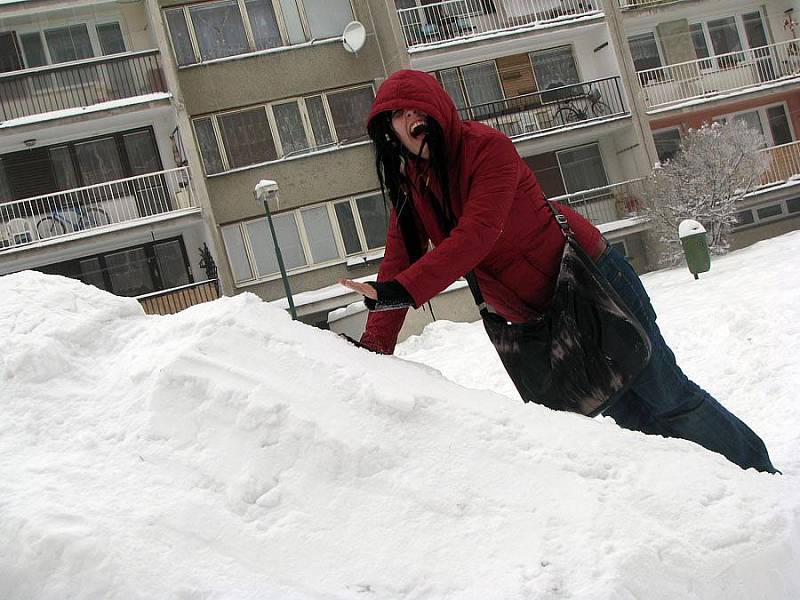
left=732, top=214, right=800, bottom=249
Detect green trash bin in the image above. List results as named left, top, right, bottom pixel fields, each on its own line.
left=679, top=219, right=710, bottom=280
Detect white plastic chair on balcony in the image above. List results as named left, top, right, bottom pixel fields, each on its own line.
left=7, top=218, right=35, bottom=246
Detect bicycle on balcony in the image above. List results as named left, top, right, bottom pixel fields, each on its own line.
left=36, top=203, right=111, bottom=239
left=553, top=86, right=611, bottom=125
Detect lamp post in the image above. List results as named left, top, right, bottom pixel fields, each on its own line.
left=253, top=179, right=297, bottom=320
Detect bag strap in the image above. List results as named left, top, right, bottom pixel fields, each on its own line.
left=466, top=199, right=573, bottom=315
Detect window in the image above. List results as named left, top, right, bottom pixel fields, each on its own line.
left=74, top=138, right=125, bottom=185
left=557, top=144, right=608, bottom=194
left=734, top=200, right=795, bottom=230
left=439, top=69, right=468, bottom=111
left=767, top=106, right=793, bottom=146
left=716, top=104, right=794, bottom=147
left=20, top=32, right=46, bottom=67
left=735, top=209, right=755, bottom=226
left=165, top=0, right=354, bottom=65
left=629, top=33, right=662, bottom=80
left=221, top=192, right=388, bottom=285
left=788, top=197, right=800, bottom=214
left=217, top=108, right=278, bottom=168
left=530, top=46, right=580, bottom=100
left=653, top=129, right=682, bottom=163
left=97, top=22, right=126, bottom=55
left=707, top=17, right=743, bottom=67
left=690, top=23, right=712, bottom=70
left=460, top=62, right=504, bottom=117
left=193, top=84, right=374, bottom=173
left=44, top=24, right=93, bottom=63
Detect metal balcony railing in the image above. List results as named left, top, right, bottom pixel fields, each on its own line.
left=0, top=167, right=197, bottom=251
left=459, top=76, right=627, bottom=138
left=398, top=0, right=602, bottom=49
left=138, top=279, right=220, bottom=315
left=761, top=140, right=800, bottom=187
left=0, top=50, right=166, bottom=122
left=550, top=178, right=646, bottom=226
left=637, top=40, right=800, bottom=109
left=618, top=0, right=689, bottom=8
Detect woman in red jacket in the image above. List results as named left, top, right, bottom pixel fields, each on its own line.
left=340, top=70, right=776, bottom=473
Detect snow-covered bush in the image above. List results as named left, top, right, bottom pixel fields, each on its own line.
left=643, top=120, right=769, bottom=264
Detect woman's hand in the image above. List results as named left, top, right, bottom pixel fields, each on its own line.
left=338, top=279, right=378, bottom=300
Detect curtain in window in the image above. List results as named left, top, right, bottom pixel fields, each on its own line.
left=628, top=33, right=661, bottom=72
left=189, top=1, right=249, bottom=61
left=303, top=0, right=354, bottom=40
left=327, top=86, right=374, bottom=143
left=531, top=47, right=579, bottom=92
left=218, top=108, right=278, bottom=168
left=557, top=144, right=608, bottom=194
left=245, top=0, right=283, bottom=50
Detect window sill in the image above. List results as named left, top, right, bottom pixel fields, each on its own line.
left=206, top=140, right=372, bottom=178
left=177, top=37, right=340, bottom=70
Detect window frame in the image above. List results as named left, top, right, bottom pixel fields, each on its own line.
left=16, top=18, right=128, bottom=68
left=688, top=9, right=772, bottom=67
left=221, top=191, right=387, bottom=286
left=164, top=0, right=355, bottom=67
left=734, top=198, right=797, bottom=230
left=191, top=82, right=374, bottom=175
left=713, top=102, right=795, bottom=147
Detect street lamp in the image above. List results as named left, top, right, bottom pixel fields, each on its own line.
left=253, top=179, right=297, bottom=320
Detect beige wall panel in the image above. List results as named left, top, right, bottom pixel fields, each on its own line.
left=732, top=216, right=800, bottom=250
left=205, top=144, right=379, bottom=223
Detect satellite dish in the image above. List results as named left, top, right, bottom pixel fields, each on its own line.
left=342, top=21, right=366, bottom=54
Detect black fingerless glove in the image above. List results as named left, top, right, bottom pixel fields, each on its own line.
left=364, top=280, right=415, bottom=312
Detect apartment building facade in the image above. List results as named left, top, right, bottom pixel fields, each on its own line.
left=0, top=0, right=219, bottom=313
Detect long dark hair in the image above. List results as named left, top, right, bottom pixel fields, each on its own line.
left=368, top=112, right=455, bottom=262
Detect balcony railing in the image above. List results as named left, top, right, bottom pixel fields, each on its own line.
left=761, top=141, right=800, bottom=187
left=0, top=50, right=166, bottom=122
left=459, top=76, right=627, bottom=138
left=398, top=0, right=602, bottom=49
left=618, top=0, right=688, bottom=8
left=638, top=40, right=800, bottom=109
left=138, top=279, right=220, bottom=315
left=0, top=167, right=197, bottom=251
left=550, top=178, right=646, bottom=226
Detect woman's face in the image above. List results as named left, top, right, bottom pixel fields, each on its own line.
left=390, top=108, right=430, bottom=159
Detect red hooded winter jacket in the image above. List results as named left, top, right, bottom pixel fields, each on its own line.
left=360, top=70, right=603, bottom=354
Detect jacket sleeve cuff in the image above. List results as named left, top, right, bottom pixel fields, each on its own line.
left=364, top=280, right=416, bottom=311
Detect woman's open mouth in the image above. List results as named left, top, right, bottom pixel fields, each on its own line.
left=410, top=121, right=427, bottom=139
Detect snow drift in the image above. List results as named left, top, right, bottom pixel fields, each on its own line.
left=2, top=233, right=800, bottom=599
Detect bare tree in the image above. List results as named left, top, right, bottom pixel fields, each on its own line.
left=643, top=120, right=769, bottom=265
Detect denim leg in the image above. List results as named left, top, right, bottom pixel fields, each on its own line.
left=596, top=246, right=777, bottom=474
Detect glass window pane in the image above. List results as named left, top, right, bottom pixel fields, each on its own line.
left=302, top=205, right=339, bottom=263
left=74, top=138, right=125, bottom=185
left=787, top=197, right=800, bottom=214
left=690, top=23, right=712, bottom=69
left=246, top=214, right=306, bottom=276
left=756, top=204, right=783, bottom=219
left=279, top=0, right=307, bottom=44
left=0, top=159, right=12, bottom=200
left=735, top=209, right=755, bottom=225
left=79, top=257, right=106, bottom=290
left=767, top=106, right=793, bottom=146
left=305, top=96, right=334, bottom=147
left=221, top=224, right=254, bottom=282
left=193, top=118, right=225, bottom=174
left=439, top=68, right=467, bottom=110
left=97, top=22, right=126, bottom=55
left=708, top=17, right=742, bottom=56
left=733, top=111, right=765, bottom=147
left=326, top=86, right=374, bottom=143
left=123, top=130, right=161, bottom=175
left=218, top=108, right=278, bottom=168
left=189, top=0, right=249, bottom=61
left=653, top=129, right=682, bottom=163
left=20, top=33, right=47, bottom=67
left=303, top=0, right=353, bottom=40
left=165, top=8, right=197, bottom=66
left=557, top=144, right=608, bottom=193
left=45, top=24, right=93, bottom=63
left=356, top=194, right=389, bottom=250
left=531, top=46, right=579, bottom=92
left=154, top=240, right=190, bottom=288
left=628, top=33, right=661, bottom=72
left=49, top=146, right=79, bottom=190
left=742, top=11, right=768, bottom=49
left=334, top=201, right=362, bottom=254
left=461, top=62, right=503, bottom=116
left=105, top=247, right=155, bottom=296
left=272, top=101, right=310, bottom=157
left=245, top=0, right=283, bottom=50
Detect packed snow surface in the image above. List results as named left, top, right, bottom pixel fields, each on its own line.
left=2, top=233, right=800, bottom=599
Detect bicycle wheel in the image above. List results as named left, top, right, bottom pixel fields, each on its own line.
left=591, top=100, right=612, bottom=118
left=84, top=207, right=111, bottom=229
left=36, top=217, right=67, bottom=239
left=555, top=106, right=584, bottom=125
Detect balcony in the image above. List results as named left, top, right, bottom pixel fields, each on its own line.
left=618, top=0, right=689, bottom=8
left=398, top=0, right=602, bottom=50
left=761, top=141, right=800, bottom=188
left=0, top=50, right=166, bottom=123
left=459, top=76, right=627, bottom=139
left=138, top=279, right=220, bottom=315
left=0, top=167, right=197, bottom=252
left=550, top=178, right=646, bottom=227
left=637, top=40, right=800, bottom=111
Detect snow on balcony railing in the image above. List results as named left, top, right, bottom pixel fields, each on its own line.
left=0, top=167, right=196, bottom=251
left=550, top=178, right=646, bottom=226
left=761, top=140, right=800, bottom=187
left=0, top=50, right=165, bottom=122
left=398, top=0, right=602, bottom=49
left=459, top=76, right=627, bottom=138
left=637, top=40, right=800, bottom=109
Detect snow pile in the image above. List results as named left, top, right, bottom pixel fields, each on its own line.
left=2, top=233, right=800, bottom=599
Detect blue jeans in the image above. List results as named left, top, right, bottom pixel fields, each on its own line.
left=596, top=245, right=777, bottom=474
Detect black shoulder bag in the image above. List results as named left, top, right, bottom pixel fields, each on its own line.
left=465, top=202, right=652, bottom=416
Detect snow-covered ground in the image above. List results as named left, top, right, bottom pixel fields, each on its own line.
left=2, top=232, right=799, bottom=599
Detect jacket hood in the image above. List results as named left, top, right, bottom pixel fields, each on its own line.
left=368, top=70, right=463, bottom=152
